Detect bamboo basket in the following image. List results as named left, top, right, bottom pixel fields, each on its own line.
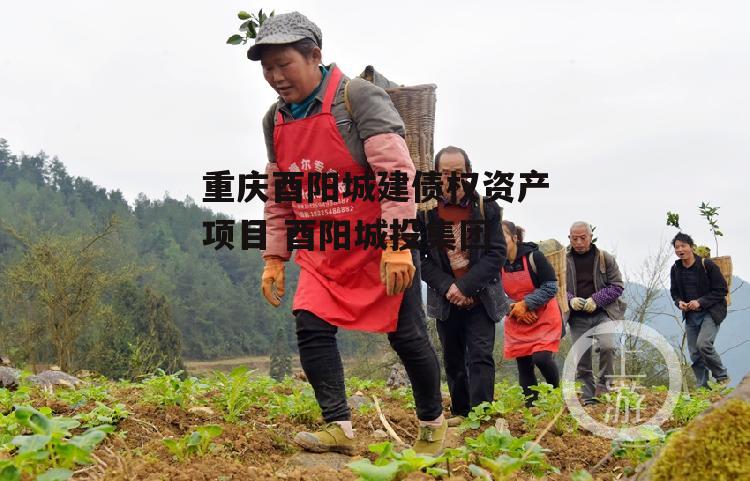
left=386, top=84, right=437, bottom=212
left=359, top=66, right=437, bottom=211
left=537, top=239, right=569, bottom=314
left=710, top=255, right=733, bottom=305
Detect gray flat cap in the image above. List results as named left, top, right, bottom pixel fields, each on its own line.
left=247, top=12, right=322, bottom=61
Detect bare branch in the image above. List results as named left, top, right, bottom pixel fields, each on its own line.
left=720, top=339, right=750, bottom=356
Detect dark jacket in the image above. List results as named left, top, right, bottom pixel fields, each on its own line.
left=417, top=195, right=508, bottom=322
left=565, top=245, right=627, bottom=322
left=670, top=255, right=728, bottom=324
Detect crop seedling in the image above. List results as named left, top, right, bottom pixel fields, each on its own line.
left=142, top=369, right=208, bottom=408
left=163, top=424, right=223, bottom=461
left=267, top=386, right=321, bottom=424
left=210, top=367, right=255, bottom=422
left=0, top=405, right=112, bottom=481
left=463, top=427, right=559, bottom=480
left=347, top=441, right=445, bottom=481
left=74, top=402, right=130, bottom=428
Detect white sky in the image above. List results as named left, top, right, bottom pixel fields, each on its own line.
left=1, top=1, right=748, bottom=280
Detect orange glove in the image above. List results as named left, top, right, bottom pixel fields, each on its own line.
left=380, top=241, right=416, bottom=296
left=520, top=310, right=538, bottom=325
left=261, top=256, right=285, bottom=307
left=509, top=300, right=530, bottom=322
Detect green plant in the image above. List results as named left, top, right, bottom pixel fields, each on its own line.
left=463, top=427, right=558, bottom=479
left=74, top=402, right=130, bottom=428
left=698, top=202, right=723, bottom=255
left=347, top=377, right=386, bottom=395
left=162, top=424, right=223, bottom=461
left=529, top=384, right=578, bottom=434
left=571, top=469, right=594, bottom=481
left=347, top=442, right=445, bottom=481
left=0, top=386, right=31, bottom=413
left=671, top=392, right=711, bottom=424
left=666, top=211, right=680, bottom=229
left=266, top=386, right=321, bottom=424
left=600, top=385, right=643, bottom=414
left=226, top=9, right=275, bottom=45
left=612, top=425, right=669, bottom=467
left=387, top=386, right=415, bottom=410
left=0, top=405, right=112, bottom=480
left=210, top=367, right=255, bottom=422
left=142, top=370, right=208, bottom=408
left=53, top=384, right=110, bottom=408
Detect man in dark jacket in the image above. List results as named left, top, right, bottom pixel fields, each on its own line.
left=565, top=221, right=627, bottom=405
left=417, top=146, right=508, bottom=425
left=669, top=232, right=729, bottom=388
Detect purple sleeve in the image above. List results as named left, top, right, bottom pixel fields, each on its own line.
left=567, top=291, right=574, bottom=301
left=591, top=284, right=624, bottom=307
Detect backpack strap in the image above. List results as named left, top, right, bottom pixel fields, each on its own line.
left=344, top=80, right=352, bottom=116
left=479, top=195, right=485, bottom=219
left=528, top=250, right=537, bottom=275
left=599, top=250, right=607, bottom=274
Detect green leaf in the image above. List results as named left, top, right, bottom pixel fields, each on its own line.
left=368, top=441, right=394, bottom=458
left=468, top=464, right=492, bottom=481
left=346, top=459, right=400, bottom=481
left=238, top=11, right=251, bottom=20
left=11, top=434, right=51, bottom=453
left=68, top=428, right=107, bottom=450
left=226, top=34, right=244, bottom=45
left=37, top=468, right=73, bottom=481
left=186, top=431, right=202, bottom=448
left=0, top=465, right=19, bottom=481
left=480, top=454, right=524, bottom=477
left=14, top=406, right=51, bottom=435
left=198, top=424, right=223, bottom=438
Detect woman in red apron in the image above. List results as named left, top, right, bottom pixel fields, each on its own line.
left=500, top=221, right=562, bottom=406
left=248, top=12, right=445, bottom=455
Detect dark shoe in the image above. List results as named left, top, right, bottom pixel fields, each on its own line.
left=583, top=398, right=601, bottom=406
left=293, top=423, right=356, bottom=455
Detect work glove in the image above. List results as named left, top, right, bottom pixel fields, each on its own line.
left=261, top=256, right=285, bottom=307
left=520, top=310, right=539, bottom=325
left=380, top=241, right=416, bottom=296
left=583, top=297, right=597, bottom=313
left=509, top=300, right=530, bottom=321
left=570, top=297, right=586, bottom=311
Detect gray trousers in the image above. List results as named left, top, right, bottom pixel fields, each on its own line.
left=685, top=311, right=728, bottom=388
left=569, top=311, right=617, bottom=401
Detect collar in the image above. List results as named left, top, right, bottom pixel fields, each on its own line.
left=277, top=63, right=338, bottom=117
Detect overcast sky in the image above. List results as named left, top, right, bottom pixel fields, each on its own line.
left=1, top=1, right=748, bottom=282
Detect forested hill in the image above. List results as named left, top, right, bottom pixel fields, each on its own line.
left=0, top=138, right=299, bottom=371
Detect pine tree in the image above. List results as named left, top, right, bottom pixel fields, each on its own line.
left=269, top=327, right=291, bottom=381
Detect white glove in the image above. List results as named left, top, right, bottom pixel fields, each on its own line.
left=583, top=297, right=597, bottom=313
left=570, top=297, right=586, bottom=311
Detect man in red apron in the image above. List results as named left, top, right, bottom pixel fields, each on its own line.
left=249, top=12, right=446, bottom=455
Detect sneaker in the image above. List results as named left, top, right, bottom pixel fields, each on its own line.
left=583, top=398, right=601, bottom=406
left=293, top=423, right=356, bottom=455
left=446, top=415, right=465, bottom=427
left=412, top=418, right=448, bottom=456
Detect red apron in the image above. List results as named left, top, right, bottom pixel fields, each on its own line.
left=273, top=66, right=403, bottom=332
left=501, top=255, right=562, bottom=359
